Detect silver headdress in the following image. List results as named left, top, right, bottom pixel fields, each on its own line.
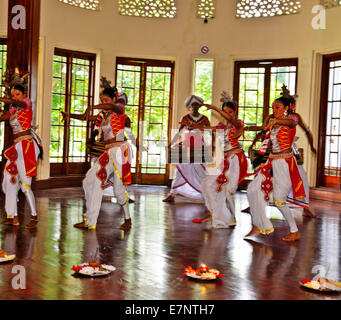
left=280, top=84, right=298, bottom=100
left=100, top=76, right=112, bottom=89
left=220, top=91, right=233, bottom=110
left=220, top=91, right=233, bottom=103
left=3, top=67, right=30, bottom=98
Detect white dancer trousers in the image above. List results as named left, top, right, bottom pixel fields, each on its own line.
left=247, top=158, right=299, bottom=234
left=170, top=163, right=206, bottom=200
left=201, top=154, right=240, bottom=228
left=83, top=143, right=130, bottom=227
left=2, top=140, right=40, bottom=218
left=287, top=165, right=309, bottom=209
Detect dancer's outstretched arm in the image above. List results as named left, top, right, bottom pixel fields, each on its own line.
left=61, top=106, right=92, bottom=122
left=92, top=103, right=123, bottom=114
left=0, top=97, right=27, bottom=109
left=203, top=104, right=243, bottom=129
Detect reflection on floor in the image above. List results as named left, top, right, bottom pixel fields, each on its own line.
left=0, top=185, right=340, bottom=300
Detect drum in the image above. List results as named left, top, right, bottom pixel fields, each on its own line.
left=296, top=148, right=304, bottom=165
left=249, top=147, right=304, bottom=167
left=249, top=148, right=271, bottom=169
left=87, top=140, right=105, bottom=158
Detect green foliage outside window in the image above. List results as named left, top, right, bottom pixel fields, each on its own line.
left=50, top=56, right=91, bottom=163
left=194, top=60, right=214, bottom=120
left=238, top=66, right=296, bottom=155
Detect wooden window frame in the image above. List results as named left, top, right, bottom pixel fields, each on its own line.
left=233, top=58, right=298, bottom=189
left=115, top=57, right=175, bottom=185
left=0, top=38, right=7, bottom=167
left=233, top=58, right=298, bottom=124
left=50, top=48, right=96, bottom=176
left=0, top=38, right=7, bottom=93
left=317, top=52, right=341, bottom=189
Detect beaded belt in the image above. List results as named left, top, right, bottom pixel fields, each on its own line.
left=224, top=147, right=243, bottom=159
left=269, top=152, right=293, bottom=160
left=105, top=141, right=125, bottom=150
left=14, top=135, right=32, bottom=144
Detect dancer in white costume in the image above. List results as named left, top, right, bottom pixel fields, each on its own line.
left=197, top=93, right=248, bottom=228
left=61, top=86, right=138, bottom=204
left=103, top=92, right=146, bottom=202
left=0, top=84, right=42, bottom=229
left=163, top=95, right=210, bottom=202
left=245, top=91, right=307, bottom=242
left=71, top=84, right=132, bottom=231
left=243, top=85, right=316, bottom=218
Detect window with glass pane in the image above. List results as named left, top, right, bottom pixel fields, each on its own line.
left=115, top=57, right=174, bottom=185
left=325, top=60, right=341, bottom=180
left=50, top=49, right=95, bottom=175
left=270, top=66, right=297, bottom=103
left=0, top=39, right=7, bottom=161
left=234, top=59, right=298, bottom=171
left=116, top=64, right=141, bottom=173
left=318, top=54, right=341, bottom=189
left=193, top=60, right=214, bottom=120
left=69, top=58, right=91, bottom=163
left=50, top=55, right=67, bottom=163
left=238, top=67, right=265, bottom=154
left=142, top=66, right=172, bottom=174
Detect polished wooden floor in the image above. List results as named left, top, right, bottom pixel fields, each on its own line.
left=0, top=185, right=341, bottom=300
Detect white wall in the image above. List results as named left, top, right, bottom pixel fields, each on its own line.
left=1, top=0, right=341, bottom=185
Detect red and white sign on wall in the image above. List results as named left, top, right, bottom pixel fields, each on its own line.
left=200, top=46, right=210, bottom=55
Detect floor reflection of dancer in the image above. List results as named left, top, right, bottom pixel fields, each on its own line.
left=198, top=93, right=248, bottom=228
left=163, top=95, right=210, bottom=202
left=1, top=228, right=36, bottom=261
left=243, top=86, right=316, bottom=218
left=82, top=229, right=100, bottom=263
left=70, top=84, right=132, bottom=231
left=1, top=228, right=18, bottom=257
left=0, top=84, right=42, bottom=229
left=242, top=239, right=274, bottom=299
left=245, top=90, right=308, bottom=242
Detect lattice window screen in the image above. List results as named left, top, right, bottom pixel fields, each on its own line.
left=320, top=0, right=341, bottom=8
left=197, top=0, right=215, bottom=19
left=59, top=0, right=100, bottom=11
left=118, top=0, right=177, bottom=18
left=236, top=0, right=301, bottom=19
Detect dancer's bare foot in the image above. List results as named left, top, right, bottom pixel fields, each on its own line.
left=74, top=221, right=87, bottom=229
left=12, top=217, right=19, bottom=226
left=2, top=219, right=14, bottom=226
left=120, top=218, right=131, bottom=231
left=2, top=216, right=19, bottom=226
left=201, top=215, right=212, bottom=223
left=241, top=207, right=251, bottom=214
left=244, top=225, right=261, bottom=238
left=303, top=208, right=315, bottom=218
left=282, top=231, right=300, bottom=242
left=163, top=195, right=175, bottom=203
left=25, top=216, right=38, bottom=229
